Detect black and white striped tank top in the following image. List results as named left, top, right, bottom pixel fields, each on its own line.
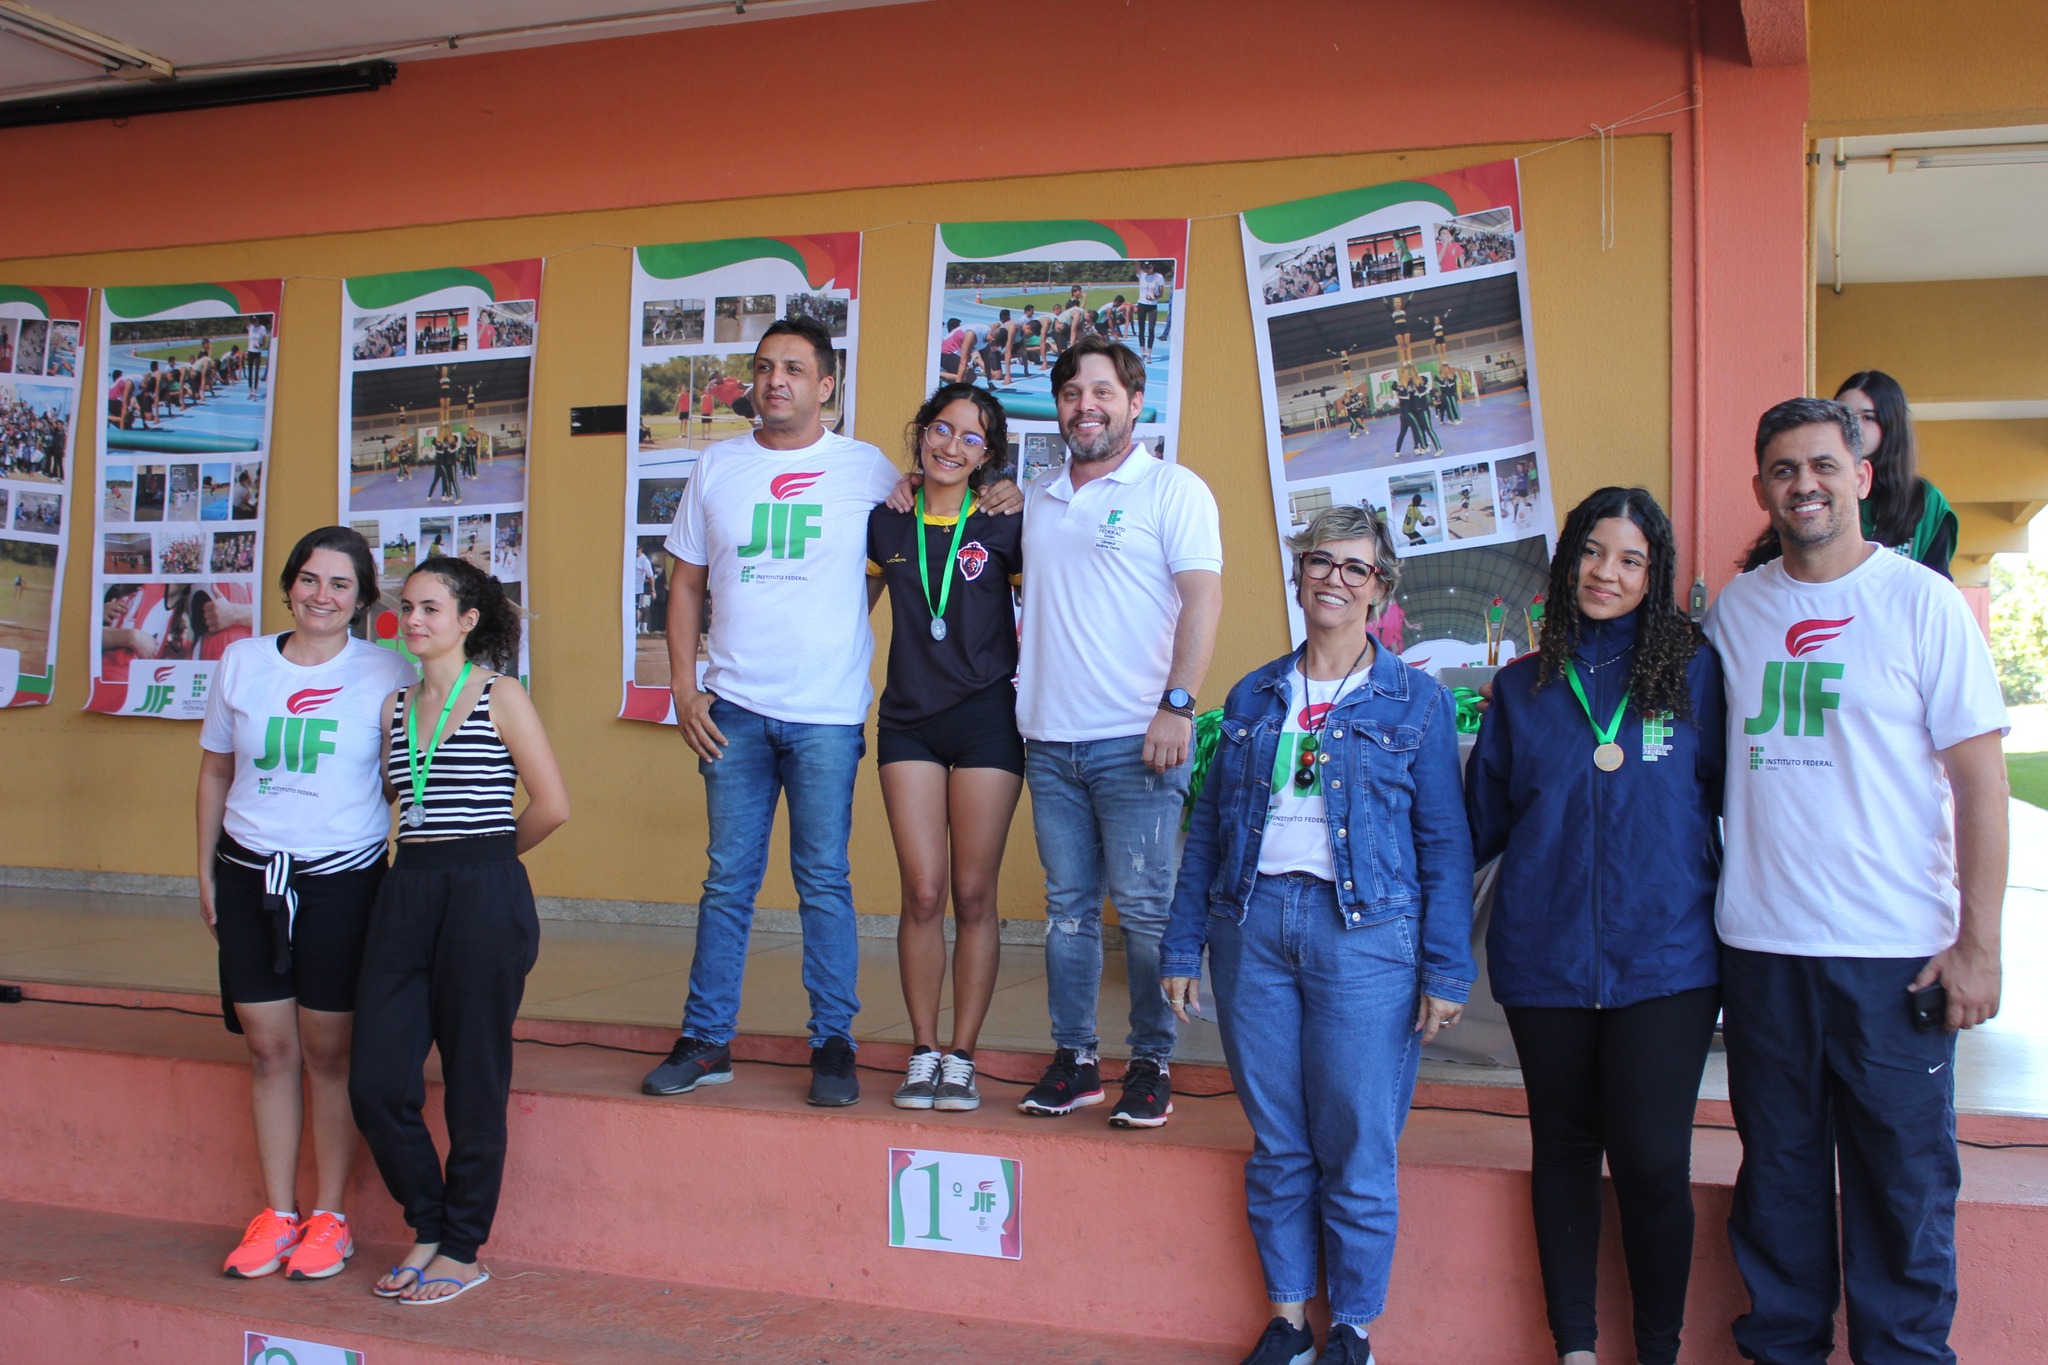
left=386, top=675, right=518, bottom=839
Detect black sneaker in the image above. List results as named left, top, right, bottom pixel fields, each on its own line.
left=1238, top=1316, right=1316, bottom=1365
left=641, top=1035, right=732, bottom=1095
left=1108, top=1056, right=1173, bottom=1128
left=808, top=1035, right=860, bottom=1107
left=932, top=1051, right=981, bottom=1112
left=1320, top=1324, right=1376, bottom=1365
left=1017, top=1048, right=1103, bottom=1116
left=892, top=1047, right=941, bottom=1110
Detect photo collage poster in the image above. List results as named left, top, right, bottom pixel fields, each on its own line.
left=339, top=260, right=542, bottom=683
left=926, top=220, right=1190, bottom=481
left=87, top=281, right=282, bottom=717
left=1239, top=161, right=1557, bottom=672
left=0, top=285, right=87, bottom=707
left=620, top=234, right=863, bottom=722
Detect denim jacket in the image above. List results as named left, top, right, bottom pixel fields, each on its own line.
left=1162, top=641, right=1477, bottom=1002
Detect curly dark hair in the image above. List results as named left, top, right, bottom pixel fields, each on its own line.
left=904, top=382, right=1009, bottom=491
left=408, top=556, right=520, bottom=674
left=1536, top=486, right=1701, bottom=721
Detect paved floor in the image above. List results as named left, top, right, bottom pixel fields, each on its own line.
left=4, top=794, right=2043, bottom=1114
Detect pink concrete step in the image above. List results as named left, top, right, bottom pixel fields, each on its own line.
left=3, top=987, right=2046, bottom=1362
left=0, top=1200, right=1198, bottom=1364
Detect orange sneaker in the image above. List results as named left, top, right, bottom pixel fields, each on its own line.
left=222, top=1209, right=301, bottom=1278
left=285, top=1212, right=354, bottom=1280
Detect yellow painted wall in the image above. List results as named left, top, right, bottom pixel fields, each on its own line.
left=0, top=136, right=1670, bottom=917
left=1815, top=278, right=2048, bottom=402
left=1810, top=0, right=2048, bottom=138
left=1815, top=280, right=2048, bottom=582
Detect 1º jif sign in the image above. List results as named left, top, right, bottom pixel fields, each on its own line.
left=245, top=1333, right=363, bottom=1365
left=888, top=1147, right=1021, bottom=1260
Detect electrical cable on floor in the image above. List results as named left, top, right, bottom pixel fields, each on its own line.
left=18, top=993, right=2048, bottom=1149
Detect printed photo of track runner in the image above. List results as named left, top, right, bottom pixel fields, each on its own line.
left=932, top=258, right=1174, bottom=425
left=103, top=314, right=273, bottom=455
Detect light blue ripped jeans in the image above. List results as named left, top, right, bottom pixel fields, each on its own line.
left=1023, top=734, right=1185, bottom=1062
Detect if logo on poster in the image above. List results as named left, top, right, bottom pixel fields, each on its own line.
left=1742, top=617, right=1851, bottom=739
left=738, top=471, right=825, bottom=561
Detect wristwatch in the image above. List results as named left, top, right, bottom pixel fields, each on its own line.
left=1158, top=687, right=1195, bottom=719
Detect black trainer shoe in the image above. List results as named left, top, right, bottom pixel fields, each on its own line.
left=1238, top=1316, right=1316, bottom=1365
left=641, top=1035, right=733, bottom=1095
left=1108, top=1056, right=1174, bottom=1128
left=1017, top=1048, right=1103, bottom=1116
left=892, top=1046, right=940, bottom=1110
left=808, top=1035, right=860, bottom=1107
left=932, top=1050, right=981, bottom=1112
left=1320, top=1323, right=1376, bottom=1365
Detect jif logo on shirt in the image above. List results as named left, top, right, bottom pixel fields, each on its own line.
left=255, top=686, right=344, bottom=774
left=1742, top=617, right=1852, bottom=739
left=737, top=471, right=825, bottom=560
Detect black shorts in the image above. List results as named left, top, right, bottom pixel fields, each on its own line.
left=877, top=681, right=1025, bottom=774
left=215, top=849, right=385, bottom=1014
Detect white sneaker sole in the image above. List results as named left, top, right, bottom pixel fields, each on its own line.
left=1017, top=1090, right=1104, bottom=1116
left=1108, top=1101, right=1174, bottom=1129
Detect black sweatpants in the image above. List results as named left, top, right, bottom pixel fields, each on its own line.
left=1503, top=984, right=1720, bottom=1365
left=349, top=834, right=538, bottom=1263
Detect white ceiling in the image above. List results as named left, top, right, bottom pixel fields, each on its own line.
left=1814, top=124, right=2048, bottom=286
left=0, top=0, right=929, bottom=101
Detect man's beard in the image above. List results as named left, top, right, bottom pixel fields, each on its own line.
left=1776, top=492, right=1849, bottom=548
left=1064, top=411, right=1132, bottom=463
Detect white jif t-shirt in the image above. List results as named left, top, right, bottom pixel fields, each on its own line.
left=1257, top=667, right=1371, bottom=880
left=1705, top=547, right=2008, bottom=957
left=666, top=430, right=900, bottom=726
left=199, top=634, right=417, bottom=856
left=1137, top=270, right=1166, bottom=305
left=1016, top=449, right=1223, bottom=742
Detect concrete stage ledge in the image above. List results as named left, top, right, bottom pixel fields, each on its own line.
left=2, top=983, right=2046, bottom=1362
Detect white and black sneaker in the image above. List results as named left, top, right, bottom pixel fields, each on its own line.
left=1108, top=1057, right=1173, bottom=1128
left=932, top=1051, right=980, bottom=1112
left=893, top=1047, right=941, bottom=1110
left=1017, top=1048, right=1104, bottom=1115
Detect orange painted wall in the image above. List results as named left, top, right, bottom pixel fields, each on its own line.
left=0, top=0, right=1805, bottom=587
left=0, top=0, right=1815, bottom=907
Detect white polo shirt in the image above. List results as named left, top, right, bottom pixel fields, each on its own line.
left=1016, top=449, right=1223, bottom=742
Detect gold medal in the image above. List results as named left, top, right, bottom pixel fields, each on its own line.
left=1593, top=742, right=1624, bottom=771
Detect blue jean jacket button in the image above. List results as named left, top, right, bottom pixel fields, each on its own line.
left=1343, top=881, right=1354, bottom=891
left=1350, top=911, right=1360, bottom=921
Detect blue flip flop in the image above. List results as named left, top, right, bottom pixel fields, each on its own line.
left=400, top=1267, right=490, bottom=1305
left=372, top=1264, right=423, bottom=1299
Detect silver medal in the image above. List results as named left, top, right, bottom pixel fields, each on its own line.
left=404, top=804, right=426, bottom=829
left=930, top=618, right=947, bottom=641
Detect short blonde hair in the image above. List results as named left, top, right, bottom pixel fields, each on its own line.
left=1286, top=505, right=1402, bottom=622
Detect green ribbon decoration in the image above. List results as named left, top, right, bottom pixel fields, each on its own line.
left=1180, top=708, right=1226, bottom=831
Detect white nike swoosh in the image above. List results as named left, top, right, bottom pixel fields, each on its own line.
left=1928, top=1063, right=1947, bottom=1074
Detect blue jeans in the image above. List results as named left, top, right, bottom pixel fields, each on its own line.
left=681, top=699, right=864, bottom=1047
left=1208, top=872, right=1423, bottom=1327
left=1722, top=948, right=1960, bottom=1365
left=1024, top=735, right=1184, bottom=1061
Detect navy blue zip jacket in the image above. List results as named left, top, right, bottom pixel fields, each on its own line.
left=1463, top=609, right=1725, bottom=1009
